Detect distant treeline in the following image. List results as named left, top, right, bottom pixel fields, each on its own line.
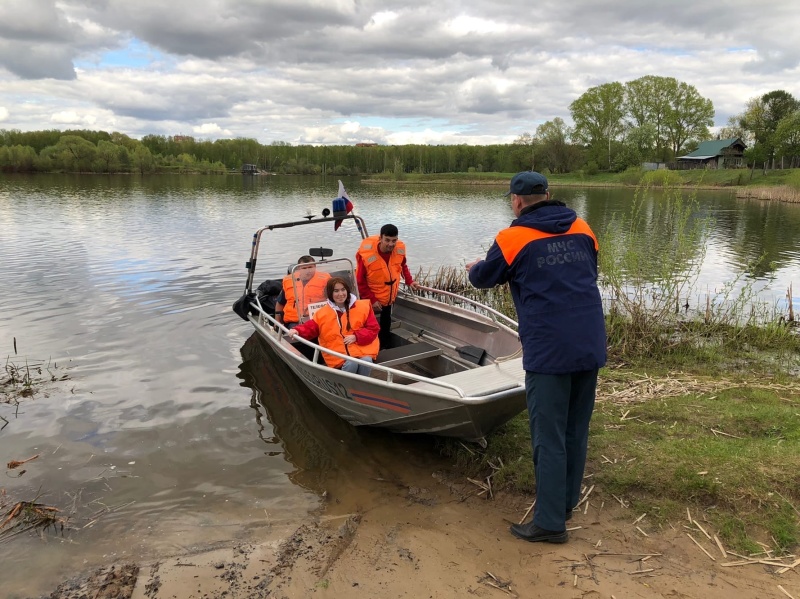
left=0, top=129, right=539, bottom=175
left=3, top=79, right=800, bottom=176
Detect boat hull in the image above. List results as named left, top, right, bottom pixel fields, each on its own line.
left=249, top=294, right=527, bottom=442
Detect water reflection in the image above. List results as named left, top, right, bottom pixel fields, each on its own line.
left=237, top=332, right=445, bottom=497
left=238, top=332, right=356, bottom=490
left=0, top=174, right=798, bottom=596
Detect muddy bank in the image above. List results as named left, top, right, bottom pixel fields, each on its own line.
left=43, top=469, right=795, bottom=599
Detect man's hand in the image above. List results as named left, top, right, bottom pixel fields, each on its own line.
left=372, top=301, right=382, bottom=312
left=343, top=334, right=356, bottom=345
left=286, top=329, right=297, bottom=340
left=409, top=280, right=421, bottom=290
left=465, top=259, right=481, bottom=272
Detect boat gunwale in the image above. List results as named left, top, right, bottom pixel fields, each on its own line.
left=248, top=309, right=525, bottom=405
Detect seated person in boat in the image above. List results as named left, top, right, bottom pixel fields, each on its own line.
left=287, top=277, right=380, bottom=376
left=275, top=255, right=331, bottom=328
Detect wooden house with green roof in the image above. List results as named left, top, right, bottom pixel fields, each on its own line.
left=676, top=138, right=746, bottom=169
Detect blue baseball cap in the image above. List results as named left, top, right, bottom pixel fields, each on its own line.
left=505, top=171, right=549, bottom=196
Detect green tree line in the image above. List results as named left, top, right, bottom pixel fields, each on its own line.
left=521, top=76, right=800, bottom=174
left=3, top=76, right=800, bottom=176
left=0, top=128, right=537, bottom=175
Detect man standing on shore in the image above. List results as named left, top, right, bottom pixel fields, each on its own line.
left=356, top=223, right=420, bottom=348
left=466, top=171, right=606, bottom=544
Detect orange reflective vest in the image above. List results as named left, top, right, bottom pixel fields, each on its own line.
left=495, top=219, right=599, bottom=265
left=314, top=300, right=380, bottom=369
left=282, top=271, right=330, bottom=323
left=357, top=236, right=406, bottom=306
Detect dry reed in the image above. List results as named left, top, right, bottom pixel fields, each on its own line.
left=736, top=186, right=800, bottom=203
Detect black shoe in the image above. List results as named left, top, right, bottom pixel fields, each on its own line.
left=510, top=522, right=568, bottom=544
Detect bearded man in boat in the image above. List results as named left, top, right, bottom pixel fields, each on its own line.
left=355, top=223, right=420, bottom=348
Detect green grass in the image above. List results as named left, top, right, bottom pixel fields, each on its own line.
left=441, top=373, right=800, bottom=552
left=590, top=381, right=800, bottom=550
left=362, top=167, right=800, bottom=189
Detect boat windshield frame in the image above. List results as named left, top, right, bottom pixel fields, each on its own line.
left=243, top=214, right=369, bottom=293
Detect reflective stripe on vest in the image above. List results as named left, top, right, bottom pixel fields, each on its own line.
left=314, top=300, right=380, bottom=369
left=282, top=271, right=330, bottom=323
left=357, top=235, right=406, bottom=306
left=495, top=219, right=599, bottom=266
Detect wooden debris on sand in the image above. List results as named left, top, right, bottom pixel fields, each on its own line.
left=686, top=533, right=716, bottom=562
left=481, top=571, right=516, bottom=596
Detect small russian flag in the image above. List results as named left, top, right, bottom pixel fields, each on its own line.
left=333, top=179, right=354, bottom=231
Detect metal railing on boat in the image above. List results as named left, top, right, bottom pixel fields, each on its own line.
left=247, top=290, right=526, bottom=401
left=405, top=285, right=519, bottom=331
left=248, top=299, right=469, bottom=398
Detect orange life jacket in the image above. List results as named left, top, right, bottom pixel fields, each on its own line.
left=282, top=271, right=330, bottom=323
left=357, top=235, right=406, bottom=306
left=314, top=300, right=380, bottom=369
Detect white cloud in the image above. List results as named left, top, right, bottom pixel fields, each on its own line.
left=51, top=110, right=81, bottom=124
left=367, top=11, right=399, bottom=29
left=0, top=1, right=799, bottom=143
left=0, top=106, right=8, bottom=121
left=192, top=123, right=233, bottom=136
left=445, top=15, right=509, bottom=36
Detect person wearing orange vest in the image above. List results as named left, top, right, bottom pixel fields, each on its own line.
left=275, top=255, right=330, bottom=328
left=356, top=224, right=420, bottom=348
left=466, top=171, right=606, bottom=545
left=287, top=277, right=380, bottom=376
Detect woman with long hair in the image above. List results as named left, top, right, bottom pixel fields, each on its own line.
left=287, top=277, right=380, bottom=376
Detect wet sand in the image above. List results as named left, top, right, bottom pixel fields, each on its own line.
left=47, top=468, right=793, bottom=599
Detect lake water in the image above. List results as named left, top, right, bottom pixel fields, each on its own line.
left=1, top=174, right=798, bottom=596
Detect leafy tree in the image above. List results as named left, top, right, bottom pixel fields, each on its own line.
left=611, top=125, right=658, bottom=172
left=624, top=76, right=714, bottom=159
left=717, top=115, right=750, bottom=144
left=96, top=140, right=126, bottom=173
left=535, top=118, right=583, bottom=173
left=569, top=82, right=626, bottom=169
left=663, top=81, right=714, bottom=156
left=512, top=132, right=539, bottom=170
left=762, top=91, right=800, bottom=132
left=132, top=144, right=155, bottom=174
left=0, top=144, right=37, bottom=172
left=624, top=76, right=676, bottom=160
left=110, top=131, right=141, bottom=151
left=736, top=90, right=800, bottom=167
left=773, top=111, right=800, bottom=168
left=51, top=135, right=98, bottom=171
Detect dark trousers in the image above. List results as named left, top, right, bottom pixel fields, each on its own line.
left=526, top=369, right=598, bottom=531
left=378, top=304, right=393, bottom=348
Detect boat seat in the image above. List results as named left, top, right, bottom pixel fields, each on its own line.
left=376, top=341, right=443, bottom=367
left=405, top=357, right=525, bottom=397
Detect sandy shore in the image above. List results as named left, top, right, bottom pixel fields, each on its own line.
left=45, top=469, right=795, bottom=599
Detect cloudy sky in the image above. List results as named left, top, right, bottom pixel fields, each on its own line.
left=1, top=0, right=799, bottom=145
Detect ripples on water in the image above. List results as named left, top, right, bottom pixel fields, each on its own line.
left=1, top=174, right=799, bottom=595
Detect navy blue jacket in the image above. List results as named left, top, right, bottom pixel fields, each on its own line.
left=469, top=201, right=606, bottom=374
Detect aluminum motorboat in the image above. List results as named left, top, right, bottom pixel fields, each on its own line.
left=233, top=191, right=526, bottom=444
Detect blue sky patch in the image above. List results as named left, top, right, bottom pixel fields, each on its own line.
left=77, top=38, right=165, bottom=69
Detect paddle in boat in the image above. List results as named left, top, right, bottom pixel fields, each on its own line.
left=233, top=182, right=526, bottom=444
